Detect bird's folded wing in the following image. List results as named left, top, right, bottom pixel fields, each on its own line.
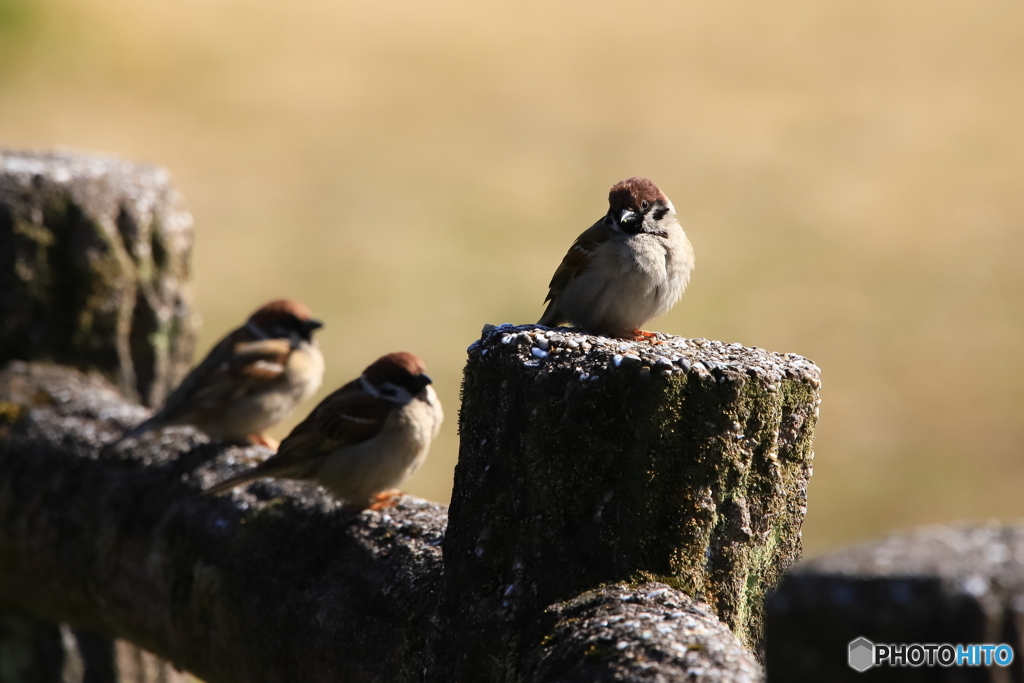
left=262, top=381, right=392, bottom=466
left=157, top=337, right=292, bottom=423
left=229, top=339, right=294, bottom=380
left=545, top=219, right=611, bottom=303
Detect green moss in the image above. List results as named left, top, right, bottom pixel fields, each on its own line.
left=11, top=219, right=53, bottom=247
left=583, top=642, right=615, bottom=659
left=147, top=324, right=173, bottom=353
left=0, top=400, right=26, bottom=425
left=628, top=570, right=699, bottom=597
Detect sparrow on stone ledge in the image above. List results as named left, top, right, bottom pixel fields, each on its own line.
left=114, top=299, right=324, bottom=449
left=206, top=352, right=443, bottom=509
left=538, top=176, right=694, bottom=340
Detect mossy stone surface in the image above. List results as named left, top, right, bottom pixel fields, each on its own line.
left=0, top=362, right=448, bottom=683
left=0, top=360, right=791, bottom=681
left=444, top=325, right=820, bottom=677
left=0, top=149, right=198, bottom=407
left=519, top=584, right=764, bottom=683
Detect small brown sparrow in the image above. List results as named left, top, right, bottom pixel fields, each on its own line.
left=206, top=352, right=443, bottom=508
left=538, top=176, right=694, bottom=339
left=115, top=299, right=324, bottom=448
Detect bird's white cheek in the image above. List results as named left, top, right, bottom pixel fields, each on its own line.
left=422, top=385, right=444, bottom=439
left=287, top=344, right=325, bottom=398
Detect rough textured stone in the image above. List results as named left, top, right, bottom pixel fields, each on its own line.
left=0, top=148, right=198, bottom=408
left=765, top=522, right=1024, bottom=682
left=0, top=362, right=447, bottom=683
left=519, top=584, right=764, bottom=683
left=443, top=324, right=820, bottom=677
left=0, top=361, right=770, bottom=682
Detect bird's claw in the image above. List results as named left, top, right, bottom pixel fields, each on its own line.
left=630, top=329, right=665, bottom=344
left=247, top=433, right=280, bottom=451
left=368, top=489, right=404, bottom=511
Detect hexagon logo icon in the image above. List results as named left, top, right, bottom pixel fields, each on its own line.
left=848, top=637, right=875, bottom=672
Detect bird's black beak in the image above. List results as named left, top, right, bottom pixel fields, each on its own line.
left=414, top=374, right=433, bottom=393
left=305, top=319, right=324, bottom=333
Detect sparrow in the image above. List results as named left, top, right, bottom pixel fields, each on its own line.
left=538, top=176, right=694, bottom=340
left=205, top=352, right=443, bottom=509
left=114, top=299, right=324, bottom=448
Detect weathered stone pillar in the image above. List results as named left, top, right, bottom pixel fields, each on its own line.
left=0, top=148, right=199, bottom=683
left=766, top=523, right=1024, bottom=682
left=0, top=149, right=198, bottom=408
left=443, top=324, right=821, bottom=678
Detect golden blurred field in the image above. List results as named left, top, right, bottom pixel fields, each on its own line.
left=2, top=0, right=1022, bottom=555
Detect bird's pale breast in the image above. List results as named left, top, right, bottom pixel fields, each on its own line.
left=315, top=386, right=442, bottom=504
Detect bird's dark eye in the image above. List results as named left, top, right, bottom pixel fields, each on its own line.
left=376, top=382, right=402, bottom=401
left=640, top=200, right=650, bottom=211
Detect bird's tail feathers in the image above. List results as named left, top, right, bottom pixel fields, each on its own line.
left=121, top=415, right=162, bottom=441
left=537, top=302, right=562, bottom=327
left=205, top=469, right=266, bottom=496
left=102, top=414, right=163, bottom=453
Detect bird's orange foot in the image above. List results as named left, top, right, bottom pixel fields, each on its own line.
left=368, top=489, right=404, bottom=511
left=247, top=433, right=280, bottom=451
left=630, top=329, right=664, bottom=344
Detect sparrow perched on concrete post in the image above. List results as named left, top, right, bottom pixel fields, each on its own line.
left=538, top=176, right=694, bottom=339
left=114, top=299, right=324, bottom=448
left=206, top=352, right=443, bottom=509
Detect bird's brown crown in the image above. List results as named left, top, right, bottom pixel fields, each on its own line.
left=363, top=352, right=428, bottom=386
left=248, top=299, right=315, bottom=327
left=608, top=176, right=668, bottom=212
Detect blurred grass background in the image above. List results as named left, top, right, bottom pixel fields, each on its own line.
left=1, top=0, right=1021, bottom=556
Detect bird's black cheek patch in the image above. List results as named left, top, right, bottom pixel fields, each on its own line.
left=652, top=206, right=669, bottom=222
